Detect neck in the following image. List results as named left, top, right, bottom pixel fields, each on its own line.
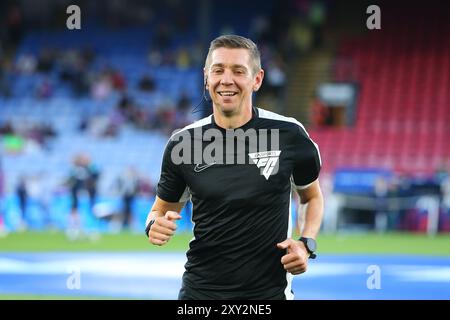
left=213, top=105, right=253, bottom=129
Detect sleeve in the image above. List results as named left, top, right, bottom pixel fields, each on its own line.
left=291, top=125, right=322, bottom=189
left=156, top=140, right=189, bottom=203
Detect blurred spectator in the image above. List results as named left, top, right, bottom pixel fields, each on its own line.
left=36, top=77, right=54, bottom=99
left=311, top=96, right=331, bottom=127
left=0, top=61, right=12, bottom=98
left=67, top=153, right=100, bottom=239
left=117, top=94, right=141, bottom=124
left=176, top=47, right=191, bottom=69
left=308, top=0, right=326, bottom=48
left=374, top=176, right=389, bottom=232
left=36, top=47, right=57, bottom=73
left=91, top=73, right=112, bottom=100
left=40, top=122, right=57, bottom=140
left=138, top=74, right=156, bottom=92
left=72, top=72, right=91, bottom=97
left=110, top=69, right=126, bottom=91
left=59, top=49, right=92, bottom=97
left=16, top=176, right=28, bottom=231
left=0, top=121, right=14, bottom=135
left=27, top=172, right=53, bottom=229
left=152, top=104, right=176, bottom=134
left=86, top=115, right=117, bottom=138
left=81, top=47, right=96, bottom=66
left=27, top=124, right=45, bottom=145
left=15, top=54, right=37, bottom=74
left=2, top=134, right=25, bottom=154
left=288, top=21, right=313, bottom=54
left=0, top=156, right=5, bottom=237
left=148, top=47, right=163, bottom=66
left=2, top=121, right=56, bottom=152
left=249, top=15, right=270, bottom=43
left=174, top=92, right=194, bottom=129
left=441, top=176, right=450, bottom=210
left=138, top=176, right=155, bottom=198
left=154, top=24, right=173, bottom=51
left=265, top=55, right=287, bottom=99
left=435, top=161, right=450, bottom=210
left=116, top=167, right=140, bottom=229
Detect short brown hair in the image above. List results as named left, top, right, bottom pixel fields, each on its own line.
left=204, top=35, right=261, bottom=75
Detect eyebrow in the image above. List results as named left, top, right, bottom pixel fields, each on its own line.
left=211, top=63, right=248, bottom=70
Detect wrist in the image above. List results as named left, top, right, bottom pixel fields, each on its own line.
left=298, top=237, right=317, bottom=259
left=145, top=213, right=157, bottom=237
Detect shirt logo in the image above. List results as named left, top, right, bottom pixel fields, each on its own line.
left=248, top=151, right=281, bottom=180
left=193, top=162, right=216, bottom=172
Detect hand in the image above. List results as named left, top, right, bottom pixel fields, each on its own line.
left=277, top=238, right=309, bottom=275
left=148, top=211, right=181, bottom=246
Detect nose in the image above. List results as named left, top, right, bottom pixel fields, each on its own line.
left=220, top=70, right=234, bottom=86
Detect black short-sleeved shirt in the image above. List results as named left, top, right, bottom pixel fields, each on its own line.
left=156, top=107, right=321, bottom=300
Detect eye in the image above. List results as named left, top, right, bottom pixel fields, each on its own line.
left=212, top=68, right=223, bottom=74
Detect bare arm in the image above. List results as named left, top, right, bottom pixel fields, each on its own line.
left=277, top=179, right=324, bottom=275
left=295, top=179, right=324, bottom=239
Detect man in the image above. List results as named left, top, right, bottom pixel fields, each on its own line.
left=67, top=153, right=100, bottom=239
left=116, top=166, right=140, bottom=229
left=145, top=35, right=323, bottom=300
left=0, top=156, right=6, bottom=237
left=16, top=175, right=28, bottom=230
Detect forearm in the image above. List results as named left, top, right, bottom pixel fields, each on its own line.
left=299, top=195, right=324, bottom=239
left=146, top=196, right=185, bottom=224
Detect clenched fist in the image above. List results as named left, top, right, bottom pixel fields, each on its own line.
left=277, top=238, right=309, bottom=275
left=148, top=211, right=181, bottom=246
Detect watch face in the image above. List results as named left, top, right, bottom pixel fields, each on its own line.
left=306, top=238, right=317, bottom=252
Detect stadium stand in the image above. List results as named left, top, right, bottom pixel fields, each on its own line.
left=307, top=1, right=450, bottom=232
left=1, top=0, right=449, bottom=234
left=310, top=2, right=450, bottom=176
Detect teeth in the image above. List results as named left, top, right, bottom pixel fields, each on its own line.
left=219, top=92, right=236, bottom=96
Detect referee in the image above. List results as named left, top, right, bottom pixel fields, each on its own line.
left=145, top=35, right=324, bottom=300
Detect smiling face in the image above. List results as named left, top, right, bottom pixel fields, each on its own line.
left=205, top=47, right=264, bottom=117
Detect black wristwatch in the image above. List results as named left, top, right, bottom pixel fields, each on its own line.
left=145, top=218, right=156, bottom=237
left=299, top=237, right=317, bottom=259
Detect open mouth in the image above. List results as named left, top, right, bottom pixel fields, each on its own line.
left=218, top=91, right=238, bottom=97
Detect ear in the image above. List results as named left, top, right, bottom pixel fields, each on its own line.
left=253, top=69, right=264, bottom=92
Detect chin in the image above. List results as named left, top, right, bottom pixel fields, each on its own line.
left=219, top=104, right=239, bottom=115
left=213, top=101, right=236, bottom=113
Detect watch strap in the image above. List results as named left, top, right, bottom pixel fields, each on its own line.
left=145, top=219, right=155, bottom=237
